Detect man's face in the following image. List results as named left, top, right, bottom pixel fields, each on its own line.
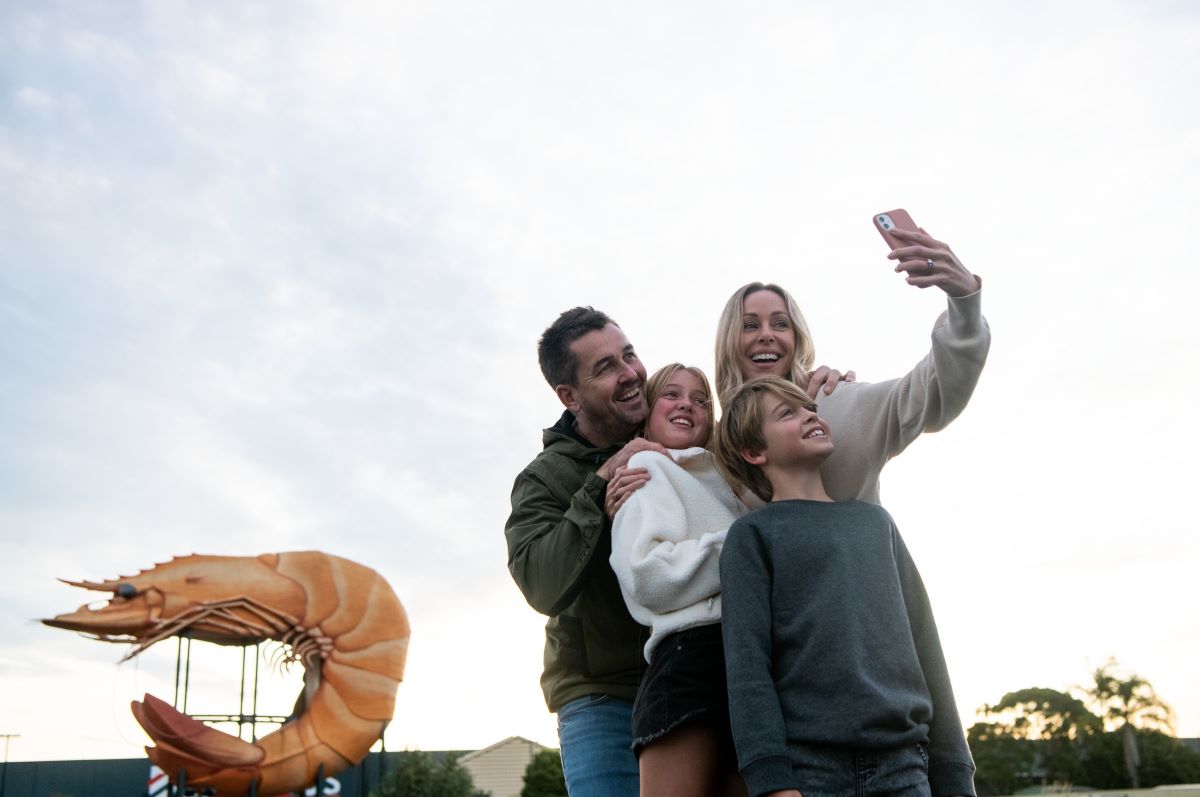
left=557, top=324, right=648, bottom=446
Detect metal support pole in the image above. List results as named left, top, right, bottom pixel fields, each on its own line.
left=315, top=763, right=326, bottom=796
left=174, top=635, right=184, bottom=707
left=182, top=635, right=192, bottom=713
left=0, top=733, right=19, bottom=797
left=238, top=643, right=248, bottom=741
left=251, top=642, right=261, bottom=742
left=380, top=732, right=387, bottom=780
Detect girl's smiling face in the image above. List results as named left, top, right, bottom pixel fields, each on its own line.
left=645, top=369, right=711, bottom=449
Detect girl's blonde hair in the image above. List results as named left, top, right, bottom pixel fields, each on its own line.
left=644, top=363, right=716, bottom=448
left=714, top=282, right=816, bottom=406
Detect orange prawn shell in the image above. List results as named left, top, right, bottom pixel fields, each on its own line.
left=45, top=550, right=410, bottom=796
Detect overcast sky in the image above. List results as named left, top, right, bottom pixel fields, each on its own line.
left=2, top=1, right=1198, bottom=764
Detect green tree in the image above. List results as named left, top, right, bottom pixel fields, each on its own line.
left=372, top=750, right=488, bottom=797
left=966, top=720, right=1038, bottom=797
left=1082, top=728, right=1200, bottom=789
left=520, top=749, right=567, bottom=797
left=1083, top=658, right=1176, bottom=788
left=972, top=687, right=1102, bottom=787
left=970, top=662, right=1197, bottom=792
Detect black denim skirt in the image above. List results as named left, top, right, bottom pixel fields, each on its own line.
left=630, top=623, right=736, bottom=767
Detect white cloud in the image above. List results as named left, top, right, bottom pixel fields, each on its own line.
left=15, top=86, right=55, bottom=110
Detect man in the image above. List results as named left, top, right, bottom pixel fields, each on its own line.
left=505, top=307, right=664, bottom=797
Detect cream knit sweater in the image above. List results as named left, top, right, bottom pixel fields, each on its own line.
left=815, top=289, right=990, bottom=504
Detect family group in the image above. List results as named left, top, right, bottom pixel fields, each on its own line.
left=505, top=224, right=991, bottom=797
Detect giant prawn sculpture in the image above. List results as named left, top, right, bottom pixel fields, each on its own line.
left=43, top=551, right=410, bottom=796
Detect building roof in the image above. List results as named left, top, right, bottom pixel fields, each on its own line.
left=459, top=736, right=550, bottom=797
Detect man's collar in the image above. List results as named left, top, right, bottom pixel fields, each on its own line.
left=551, top=409, right=595, bottom=448
left=551, top=409, right=636, bottom=453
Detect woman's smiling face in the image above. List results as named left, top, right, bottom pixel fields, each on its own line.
left=739, top=289, right=796, bottom=380
left=645, top=369, right=711, bottom=449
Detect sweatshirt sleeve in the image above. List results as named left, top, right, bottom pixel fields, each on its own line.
left=893, top=529, right=977, bottom=797
left=720, top=521, right=799, bottom=797
left=611, top=452, right=729, bottom=615
left=817, top=289, right=991, bottom=503
left=505, top=461, right=610, bottom=617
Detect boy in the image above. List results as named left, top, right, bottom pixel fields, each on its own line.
left=713, top=377, right=976, bottom=797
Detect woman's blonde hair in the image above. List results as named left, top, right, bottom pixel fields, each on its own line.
left=714, top=282, right=816, bottom=406
left=644, top=363, right=716, bottom=448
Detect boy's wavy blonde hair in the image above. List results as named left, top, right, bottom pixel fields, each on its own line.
left=714, top=376, right=820, bottom=503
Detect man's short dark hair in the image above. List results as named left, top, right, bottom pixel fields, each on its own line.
left=538, top=307, right=616, bottom=387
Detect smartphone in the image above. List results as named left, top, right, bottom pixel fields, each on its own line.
left=873, top=209, right=919, bottom=250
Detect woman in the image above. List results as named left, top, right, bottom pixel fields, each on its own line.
left=608, top=363, right=748, bottom=797
left=713, top=225, right=990, bottom=503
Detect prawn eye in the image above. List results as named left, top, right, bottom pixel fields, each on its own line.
left=116, top=583, right=137, bottom=599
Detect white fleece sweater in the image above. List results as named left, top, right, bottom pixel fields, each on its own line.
left=609, top=446, right=747, bottom=663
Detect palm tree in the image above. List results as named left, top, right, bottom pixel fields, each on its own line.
left=1084, top=658, right=1175, bottom=788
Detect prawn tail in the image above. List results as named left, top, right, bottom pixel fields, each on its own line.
left=133, top=693, right=263, bottom=791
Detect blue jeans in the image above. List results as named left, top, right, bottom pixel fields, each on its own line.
left=556, top=695, right=639, bottom=797
left=793, top=743, right=932, bottom=797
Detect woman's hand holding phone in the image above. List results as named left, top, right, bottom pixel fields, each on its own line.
left=874, top=210, right=981, bottom=298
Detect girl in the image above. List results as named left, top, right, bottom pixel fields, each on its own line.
left=609, top=363, right=748, bottom=797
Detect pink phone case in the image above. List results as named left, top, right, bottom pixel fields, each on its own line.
left=873, top=209, right=919, bottom=250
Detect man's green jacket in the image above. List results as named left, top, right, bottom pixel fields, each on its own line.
left=505, top=410, right=647, bottom=711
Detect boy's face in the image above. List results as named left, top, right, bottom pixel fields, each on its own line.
left=749, top=393, right=834, bottom=468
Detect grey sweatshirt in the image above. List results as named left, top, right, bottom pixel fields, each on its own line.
left=719, top=500, right=976, bottom=797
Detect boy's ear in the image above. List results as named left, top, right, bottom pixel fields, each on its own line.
left=740, top=447, right=766, bottom=466
left=555, top=384, right=581, bottom=412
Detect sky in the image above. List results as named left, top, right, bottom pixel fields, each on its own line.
left=2, top=0, right=1198, bottom=765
